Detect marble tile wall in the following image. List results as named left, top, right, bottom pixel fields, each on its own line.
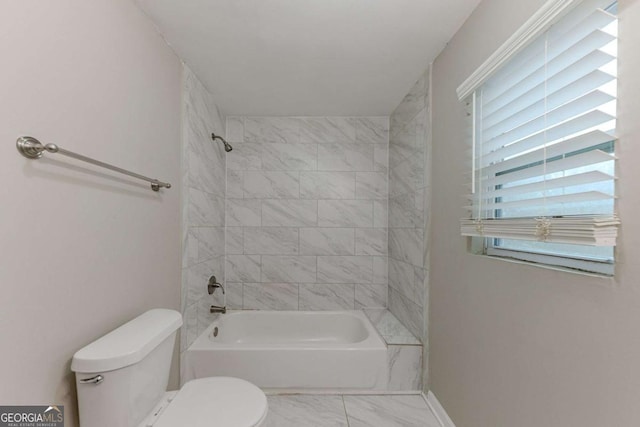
left=181, top=66, right=226, bottom=352
left=387, top=345, right=422, bottom=391
left=388, top=68, right=432, bottom=390
left=224, top=116, right=389, bottom=310
left=364, top=309, right=422, bottom=390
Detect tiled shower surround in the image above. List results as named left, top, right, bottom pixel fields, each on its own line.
left=223, top=116, right=389, bottom=311
left=388, top=69, right=432, bottom=388
left=181, top=66, right=226, bottom=351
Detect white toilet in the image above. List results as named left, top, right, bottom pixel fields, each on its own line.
left=71, top=309, right=268, bottom=427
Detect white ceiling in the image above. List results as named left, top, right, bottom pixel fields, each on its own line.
left=135, top=0, right=481, bottom=116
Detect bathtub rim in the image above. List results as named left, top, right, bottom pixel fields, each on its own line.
left=188, top=309, right=387, bottom=351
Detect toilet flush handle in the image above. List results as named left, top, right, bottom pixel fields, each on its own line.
left=79, top=375, right=104, bottom=385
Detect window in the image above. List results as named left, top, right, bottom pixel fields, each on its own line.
left=458, top=0, right=619, bottom=275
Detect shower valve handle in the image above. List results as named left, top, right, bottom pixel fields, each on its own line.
left=208, top=276, right=225, bottom=295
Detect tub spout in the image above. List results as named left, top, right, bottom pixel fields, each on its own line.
left=210, top=305, right=226, bottom=314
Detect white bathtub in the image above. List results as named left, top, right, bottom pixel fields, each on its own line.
left=182, top=310, right=387, bottom=389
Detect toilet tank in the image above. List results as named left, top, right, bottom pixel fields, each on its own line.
left=71, top=309, right=182, bottom=427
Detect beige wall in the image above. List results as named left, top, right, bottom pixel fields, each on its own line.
left=430, top=0, right=640, bottom=426
left=0, top=1, right=182, bottom=425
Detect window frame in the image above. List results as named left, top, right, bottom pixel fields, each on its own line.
left=460, top=0, right=619, bottom=276
left=484, top=239, right=614, bottom=275
left=484, top=139, right=616, bottom=274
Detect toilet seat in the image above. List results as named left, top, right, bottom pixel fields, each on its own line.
left=153, top=377, right=268, bottom=427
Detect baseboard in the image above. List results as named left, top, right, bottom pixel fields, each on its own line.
left=424, top=391, right=456, bottom=427
left=263, top=388, right=422, bottom=395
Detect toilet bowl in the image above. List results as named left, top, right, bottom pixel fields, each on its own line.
left=71, top=309, right=267, bottom=427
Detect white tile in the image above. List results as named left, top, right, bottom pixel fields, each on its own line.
left=299, top=228, right=355, bottom=255
left=389, top=157, right=414, bottom=197
left=184, top=97, right=224, bottom=158
left=184, top=66, right=225, bottom=134
left=243, top=283, right=298, bottom=310
left=226, top=199, right=261, bottom=226
left=197, top=297, right=218, bottom=335
left=244, top=171, right=299, bottom=199
left=384, top=335, right=421, bottom=345
left=225, top=254, right=261, bottom=282
left=388, top=287, right=423, bottom=339
left=244, top=227, right=299, bottom=255
left=244, top=117, right=300, bottom=144
left=373, top=200, right=388, bottom=229
left=389, top=193, right=424, bottom=228
left=226, top=170, right=244, bottom=199
left=299, top=284, right=355, bottom=310
left=183, top=66, right=227, bottom=347
left=226, top=142, right=262, bottom=170
left=317, top=256, right=372, bottom=284
left=389, top=228, right=424, bottom=267
left=415, top=266, right=428, bottom=304
left=317, top=142, right=373, bottom=171
left=225, top=116, right=244, bottom=142
left=343, top=395, right=439, bottom=427
left=225, top=227, right=244, bottom=254
left=188, top=189, right=224, bottom=226
left=182, top=303, right=198, bottom=351
left=389, top=153, right=424, bottom=196
left=363, top=309, right=419, bottom=344
left=389, top=124, right=416, bottom=168
left=185, top=259, right=216, bottom=307
left=389, top=258, right=423, bottom=303
left=299, top=171, right=355, bottom=199
left=356, top=228, right=387, bottom=256
left=262, top=142, right=317, bottom=171
left=299, top=117, right=356, bottom=143
left=372, top=256, right=388, bottom=285
left=183, top=229, right=198, bottom=267
left=390, top=111, right=427, bottom=168
left=390, top=70, right=429, bottom=134
left=355, top=284, right=387, bottom=309
left=188, top=227, right=225, bottom=263
left=186, top=122, right=221, bottom=166
left=387, top=345, right=422, bottom=391
left=265, top=395, right=348, bottom=427
left=374, top=143, right=389, bottom=173
left=187, top=146, right=223, bottom=195
left=180, top=269, right=189, bottom=314
left=261, top=256, right=317, bottom=283
left=262, top=199, right=317, bottom=227
left=318, top=200, right=373, bottom=227
left=356, top=117, right=389, bottom=144
left=225, top=282, right=243, bottom=309
left=356, top=172, right=388, bottom=200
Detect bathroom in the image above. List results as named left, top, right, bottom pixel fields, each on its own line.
left=1, top=0, right=639, bottom=426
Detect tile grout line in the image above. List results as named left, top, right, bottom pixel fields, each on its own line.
left=341, top=395, right=351, bottom=427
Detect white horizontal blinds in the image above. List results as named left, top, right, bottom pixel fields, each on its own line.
left=461, top=215, right=619, bottom=245
left=462, top=0, right=619, bottom=246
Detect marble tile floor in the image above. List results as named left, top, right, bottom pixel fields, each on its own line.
left=264, top=393, right=440, bottom=427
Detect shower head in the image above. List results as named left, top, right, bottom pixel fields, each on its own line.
left=211, top=133, right=233, bottom=152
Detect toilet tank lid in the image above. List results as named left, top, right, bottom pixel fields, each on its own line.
left=71, top=309, right=182, bottom=373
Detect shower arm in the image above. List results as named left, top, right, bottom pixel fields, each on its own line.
left=211, top=133, right=233, bottom=152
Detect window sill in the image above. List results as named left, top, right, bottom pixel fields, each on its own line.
left=469, top=251, right=616, bottom=281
